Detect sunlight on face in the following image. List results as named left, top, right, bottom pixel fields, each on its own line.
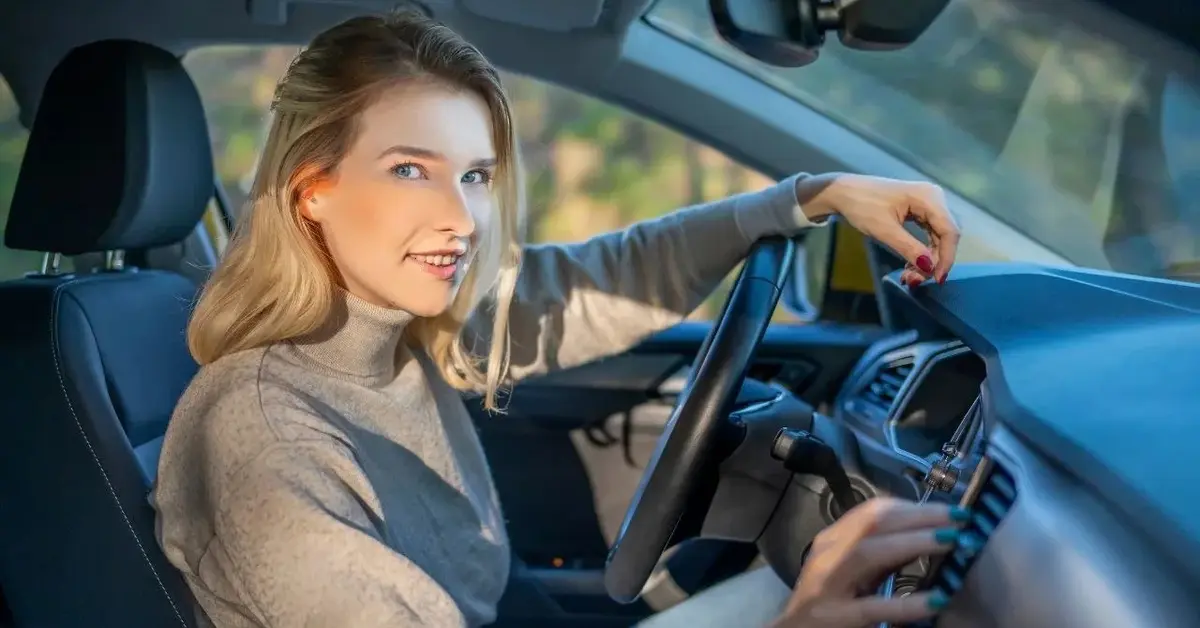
left=302, top=83, right=496, bottom=316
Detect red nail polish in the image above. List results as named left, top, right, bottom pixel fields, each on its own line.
left=916, top=254, right=934, bottom=274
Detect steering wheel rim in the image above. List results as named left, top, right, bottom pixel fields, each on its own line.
left=604, top=236, right=796, bottom=603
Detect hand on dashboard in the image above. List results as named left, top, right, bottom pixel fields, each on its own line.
left=794, top=174, right=959, bottom=284
left=770, top=498, right=968, bottom=628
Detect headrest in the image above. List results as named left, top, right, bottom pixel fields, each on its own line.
left=5, top=40, right=214, bottom=255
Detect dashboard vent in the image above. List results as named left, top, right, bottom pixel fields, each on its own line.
left=860, top=358, right=913, bottom=412
left=927, top=461, right=1018, bottom=599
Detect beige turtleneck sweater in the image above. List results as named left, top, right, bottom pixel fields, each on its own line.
left=152, top=175, right=823, bottom=628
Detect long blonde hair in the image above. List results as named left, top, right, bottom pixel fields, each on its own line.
left=188, top=11, right=524, bottom=411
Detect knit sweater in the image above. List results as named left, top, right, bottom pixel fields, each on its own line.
left=152, top=174, right=823, bottom=627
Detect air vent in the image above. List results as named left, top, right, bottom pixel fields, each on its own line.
left=927, top=462, right=1018, bottom=598
left=860, top=358, right=913, bottom=412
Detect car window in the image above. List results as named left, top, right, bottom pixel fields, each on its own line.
left=185, top=45, right=799, bottom=322
left=648, top=0, right=1200, bottom=281
left=0, top=75, right=74, bottom=278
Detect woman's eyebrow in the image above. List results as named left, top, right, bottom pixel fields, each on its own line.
left=378, top=144, right=442, bottom=160
left=378, top=144, right=496, bottom=168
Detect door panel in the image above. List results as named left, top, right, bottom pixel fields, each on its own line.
left=470, top=320, right=888, bottom=610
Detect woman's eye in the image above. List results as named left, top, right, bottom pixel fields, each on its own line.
left=461, top=169, right=492, bottom=185
left=390, top=163, right=426, bottom=180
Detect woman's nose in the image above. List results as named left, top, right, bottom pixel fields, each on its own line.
left=437, top=187, right=476, bottom=237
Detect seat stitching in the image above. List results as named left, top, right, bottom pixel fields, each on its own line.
left=49, top=280, right=189, bottom=627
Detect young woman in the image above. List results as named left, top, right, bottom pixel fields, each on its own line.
left=153, top=11, right=962, bottom=628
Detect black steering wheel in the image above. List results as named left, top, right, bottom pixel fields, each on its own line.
left=604, top=236, right=796, bottom=603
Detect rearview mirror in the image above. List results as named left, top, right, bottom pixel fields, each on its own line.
left=709, top=0, right=952, bottom=67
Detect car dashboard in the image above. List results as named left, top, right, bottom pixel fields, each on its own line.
left=825, top=263, right=1200, bottom=627
left=837, top=337, right=984, bottom=478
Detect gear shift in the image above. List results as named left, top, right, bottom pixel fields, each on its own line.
left=770, top=427, right=862, bottom=515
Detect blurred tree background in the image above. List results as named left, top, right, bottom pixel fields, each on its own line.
left=180, top=44, right=786, bottom=321
left=2, top=0, right=1198, bottom=292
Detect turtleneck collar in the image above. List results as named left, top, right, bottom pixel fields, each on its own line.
left=289, top=290, right=416, bottom=385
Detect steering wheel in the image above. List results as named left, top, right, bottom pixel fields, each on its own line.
left=604, top=236, right=796, bottom=603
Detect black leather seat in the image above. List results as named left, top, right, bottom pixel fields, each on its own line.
left=0, top=40, right=211, bottom=628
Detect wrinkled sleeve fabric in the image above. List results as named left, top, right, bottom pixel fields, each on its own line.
left=481, top=173, right=827, bottom=381
left=208, top=439, right=465, bottom=628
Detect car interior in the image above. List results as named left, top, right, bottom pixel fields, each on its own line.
left=0, top=0, right=1198, bottom=627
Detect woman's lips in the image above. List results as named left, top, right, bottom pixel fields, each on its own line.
left=408, top=253, right=460, bottom=281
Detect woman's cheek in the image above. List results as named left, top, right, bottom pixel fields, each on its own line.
left=469, top=195, right=495, bottom=231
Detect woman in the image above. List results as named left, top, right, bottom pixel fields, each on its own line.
left=153, top=10, right=961, bottom=628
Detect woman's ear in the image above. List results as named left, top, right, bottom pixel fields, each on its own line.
left=298, top=178, right=327, bottom=222
left=299, top=191, right=320, bottom=222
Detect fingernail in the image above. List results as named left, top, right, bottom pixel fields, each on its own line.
left=956, top=533, right=981, bottom=557
left=938, top=273, right=947, bottom=285
left=934, top=528, right=960, bottom=544
left=955, top=533, right=984, bottom=552
left=916, top=254, right=934, bottom=274
left=927, top=589, right=950, bottom=611
left=949, top=506, right=971, bottom=522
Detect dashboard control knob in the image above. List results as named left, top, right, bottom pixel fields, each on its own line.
left=924, top=459, right=959, bottom=494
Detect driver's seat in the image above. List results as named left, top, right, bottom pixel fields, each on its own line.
left=0, top=40, right=210, bottom=627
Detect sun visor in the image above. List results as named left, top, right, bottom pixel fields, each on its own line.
left=246, top=0, right=607, bottom=32
left=460, top=0, right=605, bottom=31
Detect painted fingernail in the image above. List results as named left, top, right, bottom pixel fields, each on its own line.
left=938, top=273, right=947, bottom=285
left=916, top=254, right=934, bottom=274
left=956, top=532, right=981, bottom=556
left=949, top=506, right=971, bottom=522
left=934, top=528, right=960, bottom=544
left=927, top=589, right=950, bottom=611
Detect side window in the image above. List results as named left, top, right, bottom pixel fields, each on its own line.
left=502, top=72, right=798, bottom=322
left=0, top=76, right=73, bottom=278
left=186, top=46, right=799, bottom=322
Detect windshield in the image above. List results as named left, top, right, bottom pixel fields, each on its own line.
left=648, top=0, right=1200, bottom=281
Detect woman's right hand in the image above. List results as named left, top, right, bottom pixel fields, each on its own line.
left=771, top=498, right=970, bottom=628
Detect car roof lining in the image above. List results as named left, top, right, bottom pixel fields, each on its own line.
left=0, top=0, right=654, bottom=127
left=5, top=0, right=1198, bottom=126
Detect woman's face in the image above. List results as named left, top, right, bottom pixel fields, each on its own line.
left=301, top=83, right=497, bottom=317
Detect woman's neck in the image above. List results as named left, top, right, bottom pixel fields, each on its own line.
left=291, top=290, right=416, bottom=383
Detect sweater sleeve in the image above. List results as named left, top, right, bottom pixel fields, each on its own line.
left=483, top=173, right=827, bottom=382
left=209, top=439, right=465, bottom=628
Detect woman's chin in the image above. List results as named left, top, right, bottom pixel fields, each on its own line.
left=380, top=275, right=459, bottom=318
left=395, top=295, right=455, bottom=319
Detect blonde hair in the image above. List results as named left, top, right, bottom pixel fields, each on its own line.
left=188, top=11, right=524, bottom=410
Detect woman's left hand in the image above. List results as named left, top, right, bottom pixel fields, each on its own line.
left=796, top=173, right=960, bottom=285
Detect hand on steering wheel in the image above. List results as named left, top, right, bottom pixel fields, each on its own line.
left=770, top=498, right=969, bottom=628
